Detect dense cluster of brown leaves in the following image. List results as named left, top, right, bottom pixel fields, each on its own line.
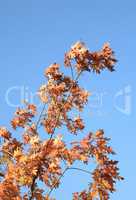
left=0, top=42, right=123, bottom=200
left=64, top=42, right=116, bottom=73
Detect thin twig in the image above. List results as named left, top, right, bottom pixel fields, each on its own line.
left=70, top=65, right=74, bottom=80
left=35, top=103, right=46, bottom=131
left=47, top=167, right=69, bottom=197
left=68, top=167, right=91, bottom=175
left=0, top=149, right=13, bottom=158
left=47, top=166, right=91, bottom=197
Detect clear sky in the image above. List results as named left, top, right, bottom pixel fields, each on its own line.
left=0, top=0, right=135, bottom=199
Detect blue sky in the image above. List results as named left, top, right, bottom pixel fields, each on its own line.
left=0, top=0, right=135, bottom=199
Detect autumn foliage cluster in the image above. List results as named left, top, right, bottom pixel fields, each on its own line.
left=0, top=42, right=123, bottom=200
